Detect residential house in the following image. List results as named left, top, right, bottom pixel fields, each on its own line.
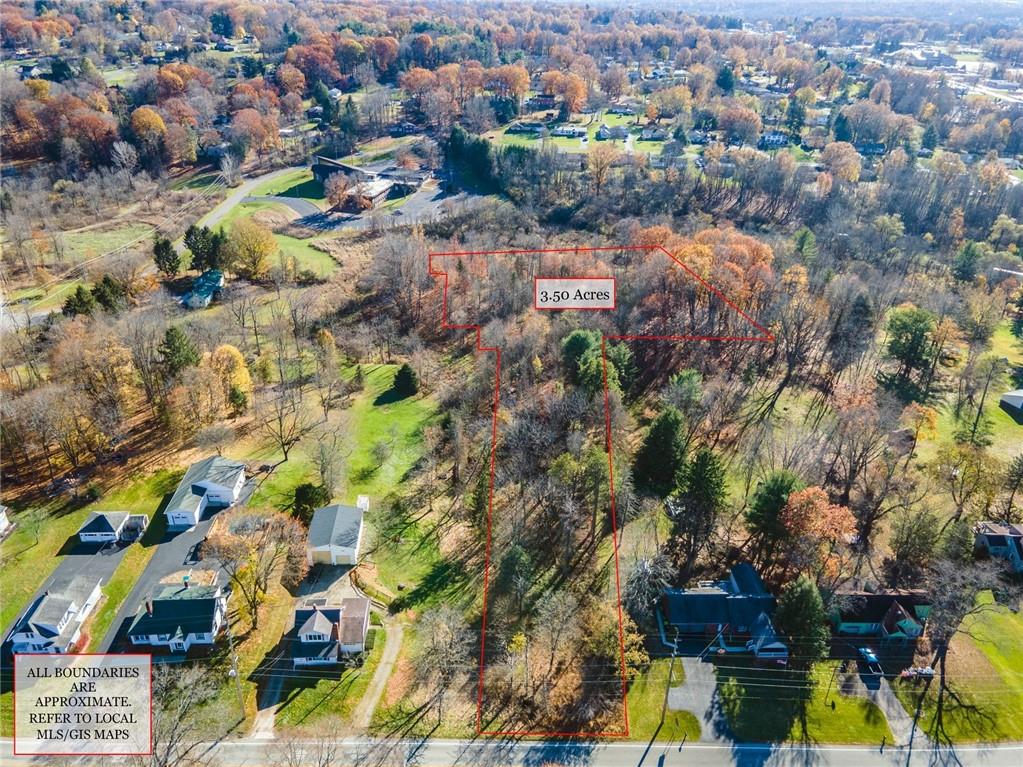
left=507, top=121, right=545, bottom=135
left=855, top=142, right=887, bottom=157
left=306, top=502, right=365, bottom=566
left=183, top=269, right=225, bottom=309
left=688, top=130, right=710, bottom=145
left=127, top=582, right=227, bottom=653
left=527, top=94, right=559, bottom=111
left=640, top=126, right=669, bottom=141
left=78, top=512, right=148, bottom=544
left=974, top=521, right=1023, bottom=572
left=757, top=131, right=789, bottom=150
left=389, top=121, right=420, bottom=137
left=0, top=505, right=11, bottom=539
left=596, top=124, right=629, bottom=141
left=289, top=597, right=372, bottom=666
left=311, top=155, right=375, bottom=184
left=607, top=105, right=636, bottom=115
left=659, top=563, right=788, bottom=662
left=164, top=456, right=245, bottom=529
left=551, top=125, right=588, bottom=138
left=830, top=590, right=931, bottom=642
left=1000, top=389, right=1023, bottom=417
left=344, top=178, right=394, bottom=211
left=8, top=577, right=102, bottom=654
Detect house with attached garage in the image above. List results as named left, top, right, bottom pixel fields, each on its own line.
left=830, top=590, right=931, bottom=642
left=165, top=456, right=246, bottom=530
left=306, top=499, right=367, bottom=566
left=127, top=581, right=227, bottom=653
left=659, top=563, right=788, bottom=663
left=8, top=577, right=103, bottom=654
left=289, top=597, right=372, bottom=666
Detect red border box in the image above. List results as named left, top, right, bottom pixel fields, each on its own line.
left=429, top=245, right=773, bottom=738
left=13, top=652, right=153, bottom=757
left=534, top=275, right=617, bottom=310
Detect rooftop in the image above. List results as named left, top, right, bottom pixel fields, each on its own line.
left=308, top=504, right=364, bottom=549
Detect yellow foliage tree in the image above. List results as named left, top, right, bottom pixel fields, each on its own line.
left=226, top=218, right=277, bottom=280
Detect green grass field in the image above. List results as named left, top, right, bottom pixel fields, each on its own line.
left=628, top=659, right=701, bottom=741
left=715, top=660, right=894, bottom=744
left=250, top=168, right=323, bottom=201
left=275, top=626, right=386, bottom=728
left=895, top=593, right=1023, bottom=742
left=63, top=222, right=153, bottom=263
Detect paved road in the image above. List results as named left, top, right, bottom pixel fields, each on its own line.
left=2, top=538, right=130, bottom=641
left=3, top=736, right=1019, bottom=767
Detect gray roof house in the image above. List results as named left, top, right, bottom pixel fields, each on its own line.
left=78, top=512, right=129, bottom=543
left=290, top=598, right=371, bottom=665
left=128, top=583, right=227, bottom=653
left=8, top=577, right=103, bottom=654
left=165, top=456, right=246, bottom=530
left=659, top=563, right=788, bottom=663
left=306, top=503, right=366, bottom=566
left=974, top=521, right=1023, bottom=572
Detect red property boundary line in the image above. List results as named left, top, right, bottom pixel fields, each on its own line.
left=427, top=245, right=774, bottom=738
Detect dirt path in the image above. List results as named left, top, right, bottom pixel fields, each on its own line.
left=350, top=617, right=404, bottom=731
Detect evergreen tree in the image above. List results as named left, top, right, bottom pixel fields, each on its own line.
left=745, top=470, right=804, bottom=552
left=785, top=98, right=806, bottom=136
left=62, top=285, right=96, bottom=318
left=951, top=240, right=982, bottom=283
left=832, top=112, right=852, bottom=142
left=560, top=328, right=601, bottom=383
left=715, top=65, right=735, bottom=93
left=159, top=326, right=200, bottom=378
left=605, top=342, right=636, bottom=394
left=153, top=236, right=181, bottom=278
left=921, top=122, right=939, bottom=150
left=392, top=363, right=419, bottom=397
left=577, top=348, right=619, bottom=398
left=666, top=447, right=728, bottom=575
left=633, top=406, right=687, bottom=496
left=184, top=225, right=227, bottom=272
left=774, top=575, right=830, bottom=671
left=91, top=274, right=127, bottom=313
left=293, top=482, right=330, bottom=524
left=792, top=226, right=818, bottom=265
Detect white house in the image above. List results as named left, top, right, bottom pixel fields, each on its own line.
left=0, top=505, right=11, bottom=538
left=8, top=577, right=102, bottom=654
left=127, top=583, right=227, bottom=653
left=78, top=512, right=129, bottom=543
left=290, top=598, right=371, bottom=666
left=306, top=503, right=365, bottom=566
left=165, top=456, right=246, bottom=529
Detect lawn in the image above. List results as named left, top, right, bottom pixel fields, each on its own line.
left=5, top=280, right=84, bottom=313
left=628, top=659, right=701, bottom=741
left=250, top=168, right=323, bottom=201
left=276, top=233, right=337, bottom=277
left=715, top=660, right=893, bottom=744
left=0, top=468, right=182, bottom=633
left=894, top=594, right=1023, bottom=742
left=275, top=626, right=386, bottom=728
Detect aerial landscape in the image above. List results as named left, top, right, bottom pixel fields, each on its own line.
left=0, top=0, right=1022, bottom=765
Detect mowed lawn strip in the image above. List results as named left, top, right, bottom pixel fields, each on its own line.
left=275, top=625, right=387, bottom=728
left=627, top=658, right=701, bottom=741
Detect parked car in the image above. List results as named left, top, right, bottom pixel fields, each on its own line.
left=858, top=647, right=882, bottom=674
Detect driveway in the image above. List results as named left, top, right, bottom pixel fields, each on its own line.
left=667, top=657, right=733, bottom=744
left=3, top=538, right=131, bottom=641
left=96, top=503, right=239, bottom=651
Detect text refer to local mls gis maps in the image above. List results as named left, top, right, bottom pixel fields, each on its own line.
left=13, top=654, right=152, bottom=757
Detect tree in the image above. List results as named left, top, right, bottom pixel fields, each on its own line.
left=392, top=363, right=419, bottom=398
left=148, top=664, right=219, bottom=767
left=779, top=486, right=856, bottom=583
left=184, top=225, right=227, bottom=272
left=226, top=218, right=277, bottom=280
left=634, top=406, right=687, bottom=496
left=665, top=447, right=727, bottom=576
left=294, top=482, right=330, bottom=524
left=158, top=326, right=200, bottom=378
left=820, top=141, right=861, bottom=182
left=884, top=508, right=939, bottom=587
left=414, top=605, right=474, bottom=721
left=561, top=328, right=601, bottom=383
left=745, top=470, right=804, bottom=558
left=715, top=65, right=735, bottom=93
left=256, top=387, right=314, bottom=462
left=153, top=236, right=180, bottom=278
left=886, top=304, right=936, bottom=380
left=719, top=105, right=761, bottom=145
left=773, top=575, right=830, bottom=671
left=205, top=509, right=308, bottom=627
left=952, top=240, right=983, bottom=283
left=587, top=143, right=620, bottom=195
left=622, top=553, right=677, bottom=626
left=62, top=285, right=96, bottom=317
left=324, top=172, right=351, bottom=209
left=91, top=274, right=128, bottom=314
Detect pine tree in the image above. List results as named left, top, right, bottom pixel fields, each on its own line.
left=158, top=326, right=200, bottom=378
left=745, top=470, right=804, bottom=551
left=633, top=406, right=687, bottom=496
left=833, top=112, right=852, bottom=142
left=153, top=236, right=180, bottom=278
left=560, top=328, right=601, bottom=384
left=393, top=363, right=419, bottom=397
left=715, top=65, right=735, bottom=93
left=91, top=274, right=127, bottom=313
left=62, top=285, right=97, bottom=318
left=774, top=575, right=830, bottom=671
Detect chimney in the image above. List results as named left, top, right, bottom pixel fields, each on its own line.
left=145, top=598, right=153, bottom=616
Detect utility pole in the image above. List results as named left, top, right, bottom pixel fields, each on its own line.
left=225, top=615, right=245, bottom=716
